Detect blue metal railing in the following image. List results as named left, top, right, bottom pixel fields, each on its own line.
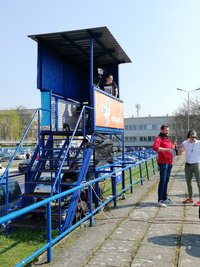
left=0, top=154, right=157, bottom=267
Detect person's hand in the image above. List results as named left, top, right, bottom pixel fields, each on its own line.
left=167, top=148, right=173, bottom=154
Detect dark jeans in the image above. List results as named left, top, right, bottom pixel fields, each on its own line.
left=158, top=163, right=172, bottom=202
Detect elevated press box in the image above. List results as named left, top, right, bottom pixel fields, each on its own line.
left=29, top=26, right=131, bottom=134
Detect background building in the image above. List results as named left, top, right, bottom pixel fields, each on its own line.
left=122, top=116, right=177, bottom=149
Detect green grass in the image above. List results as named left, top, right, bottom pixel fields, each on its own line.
left=0, top=229, right=46, bottom=267
left=1, top=160, right=19, bottom=169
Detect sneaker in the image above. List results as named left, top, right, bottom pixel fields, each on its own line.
left=182, top=198, right=193, bottom=204
left=194, top=201, right=200, bottom=206
left=158, top=200, right=167, bottom=208
left=164, top=198, right=172, bottom=204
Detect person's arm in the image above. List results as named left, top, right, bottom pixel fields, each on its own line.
left=113, top=82, right=118, bottom=97
left=153, top=137, right=173, bottom=153
left=178, top=144, right=184, bottom=155
left=158, top=147, right=173, bottom=153
left=114, top=87, right=118, bottom=97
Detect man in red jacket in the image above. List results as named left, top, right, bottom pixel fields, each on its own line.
left=153, top=125, right=174, bottom=207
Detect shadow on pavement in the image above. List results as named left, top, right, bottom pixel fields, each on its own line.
left=148, top=233, right=200, bottom=258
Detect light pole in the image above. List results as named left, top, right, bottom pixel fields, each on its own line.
left=177, top=88, right=200, bottom=132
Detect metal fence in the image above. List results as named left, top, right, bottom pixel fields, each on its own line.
left=0, top=151, right=157, bottom=267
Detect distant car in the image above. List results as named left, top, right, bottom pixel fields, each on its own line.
left=18, top=159, right=32, bottom=173
left=18, top=158, right=39, bottom=173
left=14, top=152, right=27, bottom=160
left=0, top=180, right=21, bottom=216
left=0, top=153, right=12, bottom=162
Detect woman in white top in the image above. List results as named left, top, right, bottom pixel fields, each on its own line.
left=179, top=130, right=200, bottom=206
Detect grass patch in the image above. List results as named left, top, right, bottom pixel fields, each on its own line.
left=0, top=229, right=47, bottom=266
left=1, top=160, right=20, bottom=169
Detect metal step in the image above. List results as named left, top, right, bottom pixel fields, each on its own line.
left=41, top=130, right=84, bottom=136
left=32, top=203, right=68, bottom=214
left=26, top=180, right=55, bottom=185
left=38, top=158, right=83, bottom=162
left=35, top=168, right=81, bottom=173
left=22, top=192, right=51, bottom=198
left=61, top=182, right=78, bottom=187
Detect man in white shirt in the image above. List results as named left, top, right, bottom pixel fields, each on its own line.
left=179, top=130, right=200, bottom=206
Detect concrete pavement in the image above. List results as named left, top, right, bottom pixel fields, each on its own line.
left=34, top=154, right=200, bottom=267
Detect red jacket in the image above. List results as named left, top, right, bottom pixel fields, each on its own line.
left=153, top=135, right=173, bottom=164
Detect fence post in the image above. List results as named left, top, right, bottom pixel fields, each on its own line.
left=139, top=163, right=143, bottom=185
left=129, top=167, right=133, bottom=193
left=151, top=158, right=155, bottom=175
left=46, top=202, right=52, bottom=263
left=145, top=161, right=149, bottom=180
left=89, top=185, right=94, bottom=226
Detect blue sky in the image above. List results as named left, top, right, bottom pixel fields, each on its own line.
left=1, top=0, right=200, bottom=117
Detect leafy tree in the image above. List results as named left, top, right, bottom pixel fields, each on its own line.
left=0, top=108, right=35, bottom=141
left=0, top=111, right=20, bottom=140
left=15, top=107, right=33, bottom=138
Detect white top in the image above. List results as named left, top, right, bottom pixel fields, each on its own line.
left=182, top=139, right=200, bottom=163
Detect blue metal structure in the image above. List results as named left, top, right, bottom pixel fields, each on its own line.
left=0, top=26, right=142, bottom=265
left=15, top=26, right=131, bottom=230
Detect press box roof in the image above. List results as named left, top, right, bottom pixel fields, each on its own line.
left=28, top=26, right=131, bottom=66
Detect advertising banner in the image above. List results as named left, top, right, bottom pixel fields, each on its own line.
left=95, top=91, right=124, bottom=129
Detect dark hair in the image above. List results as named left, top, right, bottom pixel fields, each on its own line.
left=187, top=130, right=197, bottom=138
left=106, top=73, right=113, bottom=79
left=160, top=124, right=169, bottom=130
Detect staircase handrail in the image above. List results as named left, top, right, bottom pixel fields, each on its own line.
left=52, top=105, right=93, bottom=193
left=0, top=107, right=50, bottom=184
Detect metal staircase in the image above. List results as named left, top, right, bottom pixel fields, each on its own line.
left=1, top=105, right=95, bottom=232
left=19, top=131, right=94, bottom=231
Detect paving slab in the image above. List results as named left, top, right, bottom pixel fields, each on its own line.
left=133, top=244, right=176, bottom=263
left=110, top=221, right=148, bottom=241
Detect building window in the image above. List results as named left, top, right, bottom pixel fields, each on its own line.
left=125, top=125, right=128, bottom=130
left=125, top=136, right=137, bottom=142
left=139, top=136, right=148, bottom=142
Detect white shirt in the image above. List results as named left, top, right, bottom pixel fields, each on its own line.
left=182, top=139, right=200, bottom=163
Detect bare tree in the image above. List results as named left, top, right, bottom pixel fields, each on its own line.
left=172, top=95, right=200, bottom=141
